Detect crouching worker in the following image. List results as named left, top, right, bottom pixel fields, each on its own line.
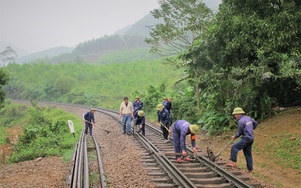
left=136, top=110, right=146, bottom=136
left=172, top=120, right=199, bottom=163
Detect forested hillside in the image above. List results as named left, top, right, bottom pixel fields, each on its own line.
left=3, top=60, right=183, bottom=113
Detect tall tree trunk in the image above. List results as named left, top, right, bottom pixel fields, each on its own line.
left=194, top=69, right=200, bottom=113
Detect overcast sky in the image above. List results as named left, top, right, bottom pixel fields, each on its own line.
left=0, top=0, right=160, bottom=54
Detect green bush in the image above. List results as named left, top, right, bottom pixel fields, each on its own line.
left=8, top=102, right=81, bottom=163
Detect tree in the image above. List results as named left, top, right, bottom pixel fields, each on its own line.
left=0, top=46, right=18, bottom=66
left=145, top=0, right=213, bottom=112
left=0, top=68, right=9, bottom=107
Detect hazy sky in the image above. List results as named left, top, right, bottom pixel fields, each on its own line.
left=0, top=0, right=160, bottom=54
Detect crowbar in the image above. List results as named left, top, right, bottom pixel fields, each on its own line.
left=209, top=139, right=232, bottom=161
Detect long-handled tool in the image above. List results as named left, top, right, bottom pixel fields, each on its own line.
left=160, top=122, right=171, bottom=134
left=208, top=139, right=232, bottom=162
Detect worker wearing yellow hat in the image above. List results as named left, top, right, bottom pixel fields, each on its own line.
left=227, top=107, right=258, bottom=172
left=156, top=103, right=170, bottom=143
left=172, top=120, right=199, bottom=163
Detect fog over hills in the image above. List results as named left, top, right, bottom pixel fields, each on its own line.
left=5, top=0, right=221, bottom=64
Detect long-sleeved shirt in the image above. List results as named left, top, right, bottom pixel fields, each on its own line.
left=157, top=108, right=170, bottom=125
left=173, top=120, right=196, bottom=151
left=84, top=111, right=95, bottom=123
left=120, top=101, right=133, bottom=115
left=234, top=115, right=258, bottom=141
left=136, top=115, right=145, bottom=126
left=163, top=101, right=172, bottom=114
left=133, top=100, right=143, bottom=111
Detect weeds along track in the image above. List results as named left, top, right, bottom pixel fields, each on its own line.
left=13, top=100, right=262, bottom=188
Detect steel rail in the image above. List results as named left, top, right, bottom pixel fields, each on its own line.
left=137, top=132, right=197, bottom=187
left=12, top=100, right=108, bottom=188
left=83, top=136, right=89, bottom=188
left=92, top=136, right=107, bottom=188
left=77, top=130, right=84, bottom=188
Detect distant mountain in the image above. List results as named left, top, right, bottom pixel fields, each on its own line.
left=12, top=0, right=222, bottom=64
left=115, top=0, right=222, bottom=36
left=16, top=46, right=74, bottom=64
left=115, top=13, right=163, bottom=37
left=0, top=41, right=29, bottom=57
left=114, top=25, right=132, bottom=36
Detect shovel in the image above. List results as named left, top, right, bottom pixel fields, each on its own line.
left=208, top=139, right=232, bottom=162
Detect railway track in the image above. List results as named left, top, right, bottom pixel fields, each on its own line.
left=69, top=129, right=107, bottom=188
left=96, top=107, right=262, bottom=188
left=13, top=100, right=262, bottom=188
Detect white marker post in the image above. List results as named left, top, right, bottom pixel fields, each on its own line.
left=68, top=120, right=75, bottom=137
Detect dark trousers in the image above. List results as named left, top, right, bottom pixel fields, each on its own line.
left=139, top=124, right=145, bottom=136
left=162, top=124, right=170, bottom=140
left=172, top=127, right=182, bottom=160
left=85, top=123, right=92, bottom=135
left=230, top=138, right=253, bottom=171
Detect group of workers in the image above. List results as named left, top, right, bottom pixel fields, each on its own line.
left=84, top=96, right=258, bottom=172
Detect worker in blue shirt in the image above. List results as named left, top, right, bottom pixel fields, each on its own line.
left=227, top=107, right=258, bottom=172
left=133, top=96, right=143, bottom=120
left=136, top=110, right=146, bottom=136
left=172, top=120, right=199, bottom=163
left=84, top=108, right=96, bottom=136
left=157, top=103, right=170, bottom=143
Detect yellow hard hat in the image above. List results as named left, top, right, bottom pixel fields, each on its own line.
left=138, top=110, right=145, bottom=117
left=135, top=96, right=140, bottom=99
left=189, top=124, right=200, bottom=134
left=156, top=104, right=164, bottom=110
left=232, top=107, right=245, bottom=115
left=90, top=108, right=96, bottom=111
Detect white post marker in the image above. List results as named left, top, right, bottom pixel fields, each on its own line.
left=68, top=120, right=75, bottom=137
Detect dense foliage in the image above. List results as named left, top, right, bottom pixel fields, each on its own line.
left=146, top=0, right=301, bottom=134
left=0, top=100, right=82, bottom=163
left=0, top=68, right=9, bottom=108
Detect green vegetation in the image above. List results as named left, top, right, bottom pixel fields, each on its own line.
left=4, top=60, right=183, bottom=112
left=254, top=131, right=301, bottom=170
left=2, top=0, right=300, bottom=136
left=147, top=0, right=301, bottom=134
left=274, top=133, right=301, bottom=169
left=0, top=126, right=6, bottom=145
left=0, top=100, right=82, bottom=163
left=0, top=67, right=9, bottom=108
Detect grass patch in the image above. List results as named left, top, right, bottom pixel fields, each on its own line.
left=0, top=126, right=7, bottom=144
left=274, top=133, right=301, bottom=170
left=0, top=101, right=83, bottom=163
